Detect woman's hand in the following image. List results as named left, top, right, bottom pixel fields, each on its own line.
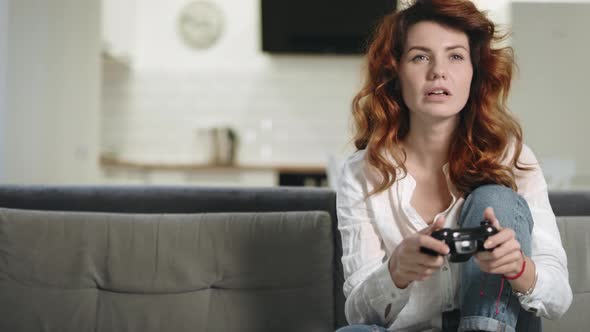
left=389, top=216, right=450, bottom=288
left=474, top=207, right=524, bottom=277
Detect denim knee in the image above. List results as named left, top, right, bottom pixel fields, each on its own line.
left=469, top=184, right=517, bottom=201
left=459, top=184, right=533, bottom=256
left=335, top=325, right=388, bottom=332
left=465, top=184, right=520, bottom=217
left=461, top=184, right=531, bottom=224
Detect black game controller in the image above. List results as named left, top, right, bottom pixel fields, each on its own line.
left=420, top=219, right=498, bottom=262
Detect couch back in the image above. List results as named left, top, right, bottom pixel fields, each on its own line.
left=0, top=186, right=346, bottom=332
left=544, top=191, right=590, bottom=332
left=0, top=186, right=588, bottom=332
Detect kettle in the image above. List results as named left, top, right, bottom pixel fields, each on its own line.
left=209, top=127, right=237, bottom=166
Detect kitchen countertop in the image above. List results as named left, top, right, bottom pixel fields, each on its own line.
left=99, top=154, right=326, bottom=174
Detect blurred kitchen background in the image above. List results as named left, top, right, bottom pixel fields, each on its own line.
left=0, top=0, right=588, bottom=189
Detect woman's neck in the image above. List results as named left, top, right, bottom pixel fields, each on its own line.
left=403, top=115, right=459, bottom=171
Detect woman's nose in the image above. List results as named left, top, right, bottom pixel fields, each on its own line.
left=429, top=61, right=447, bottom=80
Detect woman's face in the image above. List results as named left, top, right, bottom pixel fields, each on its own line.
left=398, top=21, right=473, bottom=121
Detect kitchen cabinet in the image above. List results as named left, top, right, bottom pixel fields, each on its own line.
left=99, top=154, right=327, bottom=187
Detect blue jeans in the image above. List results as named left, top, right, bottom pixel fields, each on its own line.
left=337, top=185, right=539, bottom=332
left=457, top=184, right=535, bottom=332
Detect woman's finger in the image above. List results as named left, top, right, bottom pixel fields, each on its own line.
left=399, top=262, right=430, bottom=276
left=488, top=240, right=521, bottom=260
left=415, top=234, right=450, bottom=256
left=473, top=256, right=491, bottom=272
left=483, top=207, right=503, bottom=231
left=478, top=239, right=520, bottom=261
left=396, top=269, right=422, bottom=281
left=417, top=270, right=435, bottom=281
left=487, top=250, right=522, bottom=270
left=484, top=228, right=515, bottom=249
left=488, top=263, right=522, bottom=275
left=417, top=255, right=445, bottom=268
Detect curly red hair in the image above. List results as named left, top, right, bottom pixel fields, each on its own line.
left=353, top=0, right=531, bottom=196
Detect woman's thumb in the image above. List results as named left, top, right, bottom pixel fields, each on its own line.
left=432, top=215, right=446, bottom=230
left=420, top=215, right=445, bottom=234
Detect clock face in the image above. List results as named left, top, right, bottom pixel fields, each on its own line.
left=177, top=0, right=224, bottom=50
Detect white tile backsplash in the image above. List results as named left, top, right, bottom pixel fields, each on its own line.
left=101, top=56, right=361, bottom=168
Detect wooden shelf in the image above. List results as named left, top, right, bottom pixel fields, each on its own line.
left=99, top=154, right=326, bottom=174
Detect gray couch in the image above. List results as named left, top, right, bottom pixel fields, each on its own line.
left=0, top=186, right=587, bottom=332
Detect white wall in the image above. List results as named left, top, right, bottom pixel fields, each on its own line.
left=102, top=0, right=136, bottom=60
left=510, top=1, right=590, bottom=189
left=101, top=0, right=362, bottom=173
left=0, top=0, right=7, bottom=177
left=1, top=0, right=101, bottom=184
left=134, top=0, right=263, bottom=71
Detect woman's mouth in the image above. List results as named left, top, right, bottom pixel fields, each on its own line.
left=425, top=88, right=451, bottom=101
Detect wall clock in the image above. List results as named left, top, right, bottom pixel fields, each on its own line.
left=177, top=0, right=224, bottom=50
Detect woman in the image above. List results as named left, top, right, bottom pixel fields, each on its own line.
left=336, top=1, right=572, bottom=331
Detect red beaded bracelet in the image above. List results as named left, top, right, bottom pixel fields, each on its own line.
left=503, top=250, right=526, bottom=280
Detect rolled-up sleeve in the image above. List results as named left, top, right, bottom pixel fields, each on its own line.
left=516, top=145, right=573, bottom=319
left=337, top=155, right=411, bottom=326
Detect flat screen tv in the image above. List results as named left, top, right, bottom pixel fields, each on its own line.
left=261, top=0, right=397, bottom=54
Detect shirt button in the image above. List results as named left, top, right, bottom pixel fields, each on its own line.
left=442, top=266, right=449, bottom=271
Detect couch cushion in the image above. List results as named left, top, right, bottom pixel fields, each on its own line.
left=549, top=192, right=590, bottom=216
left=543, top=216, right=590, bottom=332
left=543, top=293, right=590, bottom=332
left=555, top=216, right=590, bottom=294
left=0, top=208, right=334, bottom=332
left=0, top=185, right=346, bottom=329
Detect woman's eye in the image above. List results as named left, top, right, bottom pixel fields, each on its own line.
left=451, top=54, right=464, bottom=60
left=412, top=55, right=428, bottom=62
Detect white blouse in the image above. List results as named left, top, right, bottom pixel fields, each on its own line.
left=336, top=144, right=572, bottom=331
